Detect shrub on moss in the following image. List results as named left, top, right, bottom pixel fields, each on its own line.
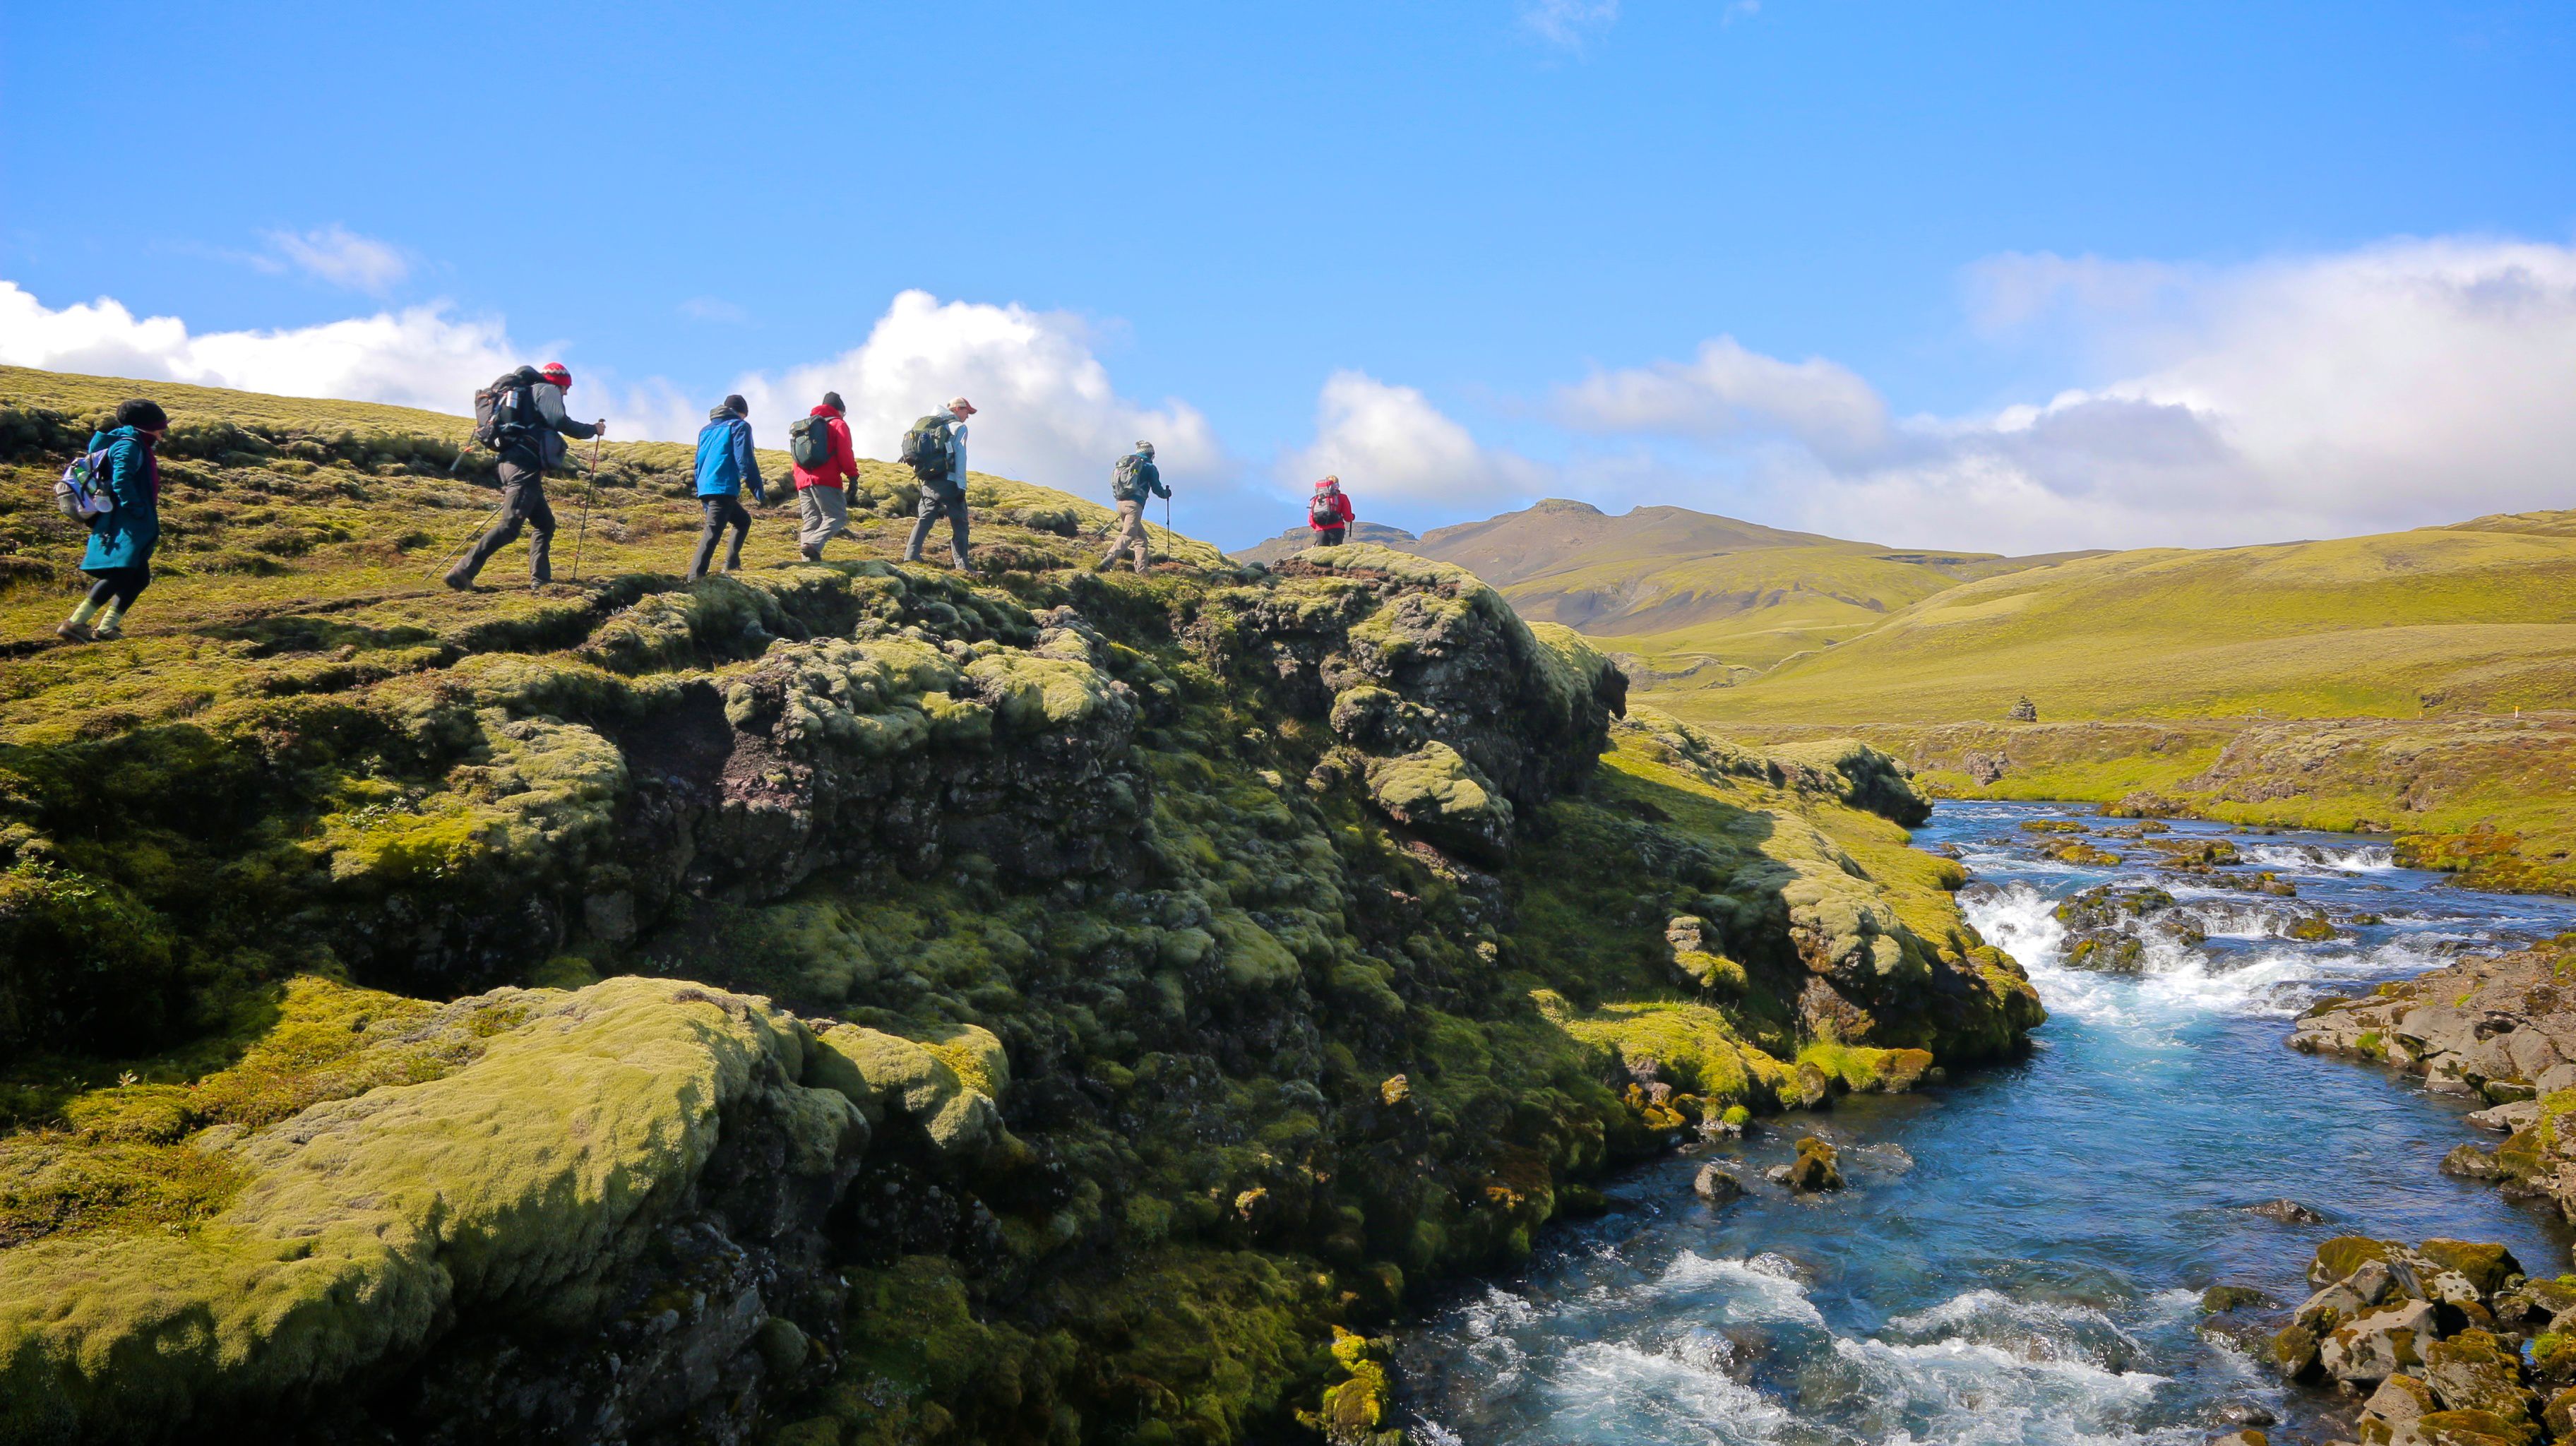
left=0, top=861, right=179, bottom=1055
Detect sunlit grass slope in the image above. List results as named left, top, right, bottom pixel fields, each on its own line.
left=1239, top=497, right=2084, bottom=674
left=0, top=364, right=1224, bottom=658
left=1676, top=520, right=2576, bottom=726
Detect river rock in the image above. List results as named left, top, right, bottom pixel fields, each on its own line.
left=2423, top=1330, right=2539, bottom=1420
left=2051, top=884, right=2203, bottom=972
left=2298, top=1264, right=2393, bottom=1335
left=2467, top=1101, right=2541, bottom=1134
left=2205, top=1431, right=2267, bottom=1446
left=2202, top=1284, right=2276, bottom=1313
left=1785, top=1137, right=1844, bottom=1192
left=2214, top=1401, right=2277, bottom=1428
left=2417, top=1241, right=2524, bottom=1300
left=2366, top=1372, right=2436, bottom=1427
left=2291, top=943, right=2576, bottom=1221
left=2320, top=1299, right=2438, bottom=1384
left=2443, top=1143, right=2510, bottom=1181
left=1693, top=1164, right=1746, bottom=1203
left=2246, top=1197, right=2326, bottom=1224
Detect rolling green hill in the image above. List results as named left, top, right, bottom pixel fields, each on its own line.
left=1673, top=515, right=2576, bottom=893
left=1234, top=497, right=2087, bottom=674
left=1679, top=517, right=2576, bottom=725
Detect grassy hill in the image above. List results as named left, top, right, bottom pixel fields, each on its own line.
left=1232, top=520, right=1420, bottom=563
left=1666, top=515, right=2576, bottom=893
left=1233, top=496, right=2087, bottom=674
left=1679, top=517, right=2576, bottom=725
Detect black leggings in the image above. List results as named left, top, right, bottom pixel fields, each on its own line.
left=85, top=566, right=151, bottom=610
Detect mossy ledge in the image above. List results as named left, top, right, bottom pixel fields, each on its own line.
left=0, top=370, right=2038, bottom=1445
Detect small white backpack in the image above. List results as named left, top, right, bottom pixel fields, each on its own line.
left=55, top=448, right=117, bottom=521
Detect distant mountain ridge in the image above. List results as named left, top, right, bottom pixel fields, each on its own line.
left=1233, top=498, right=2092, bottom=675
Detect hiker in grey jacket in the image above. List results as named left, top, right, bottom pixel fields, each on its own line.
left=1097, top=441, right=1167, bottom=573
left=903, top=395, right=977, bottom=574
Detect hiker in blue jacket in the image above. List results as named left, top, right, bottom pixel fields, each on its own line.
left=58, top=398, right=169, bottom=643
left=688, top=394, right=768, bottom=581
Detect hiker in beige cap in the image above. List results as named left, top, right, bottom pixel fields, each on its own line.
left=901, top=395, right=977, bottom=575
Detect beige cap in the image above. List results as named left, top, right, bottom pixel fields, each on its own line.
left=948, top=396, right=976, bottom=414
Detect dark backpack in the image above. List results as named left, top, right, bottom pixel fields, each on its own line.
left=1111, top=453, right=1149, bottom=502
left=898, top=414, right=954, bottom=486
left=472, top=369, right=539, bottom=450
left=789, top=414, right=836, bottom=470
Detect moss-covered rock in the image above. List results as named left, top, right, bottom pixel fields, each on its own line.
left=0, top=371, right=2043, bottom=1445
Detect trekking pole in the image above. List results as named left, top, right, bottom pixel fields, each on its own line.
left=434, top=496, right=508, bottom=582
left=1162, top=492, right=1172, bottom=566
left=568, top=434, right=602, bottom=584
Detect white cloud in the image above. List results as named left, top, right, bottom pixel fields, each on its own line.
left=0, top=282, right=1222, bottom=494
left=1520, top=0, right=1618, bottom=49
left=679, top=297, right=749, bottom=324
left=259, top=225, right=411, bottom=294
left=1552, top=335, right=1889, bottom=462
left=1282, top=371, right=1551, bottom=507
left=0, top=281, right=517, bottom=415
left=1549, top=237, right=2576, bottom=553
left=719, top=289, right=1226, bottom=487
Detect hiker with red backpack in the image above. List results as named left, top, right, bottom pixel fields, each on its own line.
left=1309, top=475, right=1354, bottom=546
left=789, top=391, right=859, bottom=561
left=54, top=399, right=169, bottom=643
left=446, top=363, right=604, bottom=589
left=900, top=396, right=977, bottom=576
left=687, top=395, right=768, bottom=581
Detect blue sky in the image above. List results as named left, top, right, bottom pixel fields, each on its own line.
left=6, top=0, right=2573, bottom=551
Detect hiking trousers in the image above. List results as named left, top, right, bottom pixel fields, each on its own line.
left=797, top=485, right=849, bottom=556
left=906, top=485, right=970, bottom=568
left=455, top=455, right=555, bottom=584
left=1316, top=525, right=1347, bottom=547
left=689, top=495, right=753, bottom=580
left=1099, top=498, right=1151, bottom=573
left=82, top=563, right=153, bottom=611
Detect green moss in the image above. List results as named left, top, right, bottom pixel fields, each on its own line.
left=0, top=977, right=857, bottom=1442
left=0, top=366, right=2046, bottom=1445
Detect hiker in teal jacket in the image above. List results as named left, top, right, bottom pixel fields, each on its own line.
left=58, top=399, right=169, bottom=643
left=688, top=395, right=768, bottom=581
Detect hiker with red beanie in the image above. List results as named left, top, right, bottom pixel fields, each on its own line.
left=789, top=390, right=859, bottom=561
left=447, top=362, right=604, bottom=588
left=1308, top=474, right=1354, bottom=546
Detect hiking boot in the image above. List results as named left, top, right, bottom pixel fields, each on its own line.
left=443, top=569, right=475, bottom=591
left=799, top=543, right=823, bottom=562
left=92, top=621, right=124, bottom=641
left=55, top=620, right=93, bottom=644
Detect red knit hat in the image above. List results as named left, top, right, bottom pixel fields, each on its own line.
left=539, top=362, right=573, bottom=389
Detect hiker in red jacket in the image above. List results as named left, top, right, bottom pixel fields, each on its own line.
left=1309, top=475, right=1354, bottom=546
left=791, top=390, right=859, bottom=561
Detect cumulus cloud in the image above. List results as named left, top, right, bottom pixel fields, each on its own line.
left=1520, top=0, right=1618, bottom=49
left=258, top=225, right=412, bottom=294
left=717, top=289, right=1224, bottom=488
left=0, top=281, right=516, bottom=414
left=0, top=282, right=1222, bottom=496
left=1548, top=237, right=2576, bottom=553
left=1281, top=371, right=1551, bottom=508
left=1553, top=336, right=1889, bottom=463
